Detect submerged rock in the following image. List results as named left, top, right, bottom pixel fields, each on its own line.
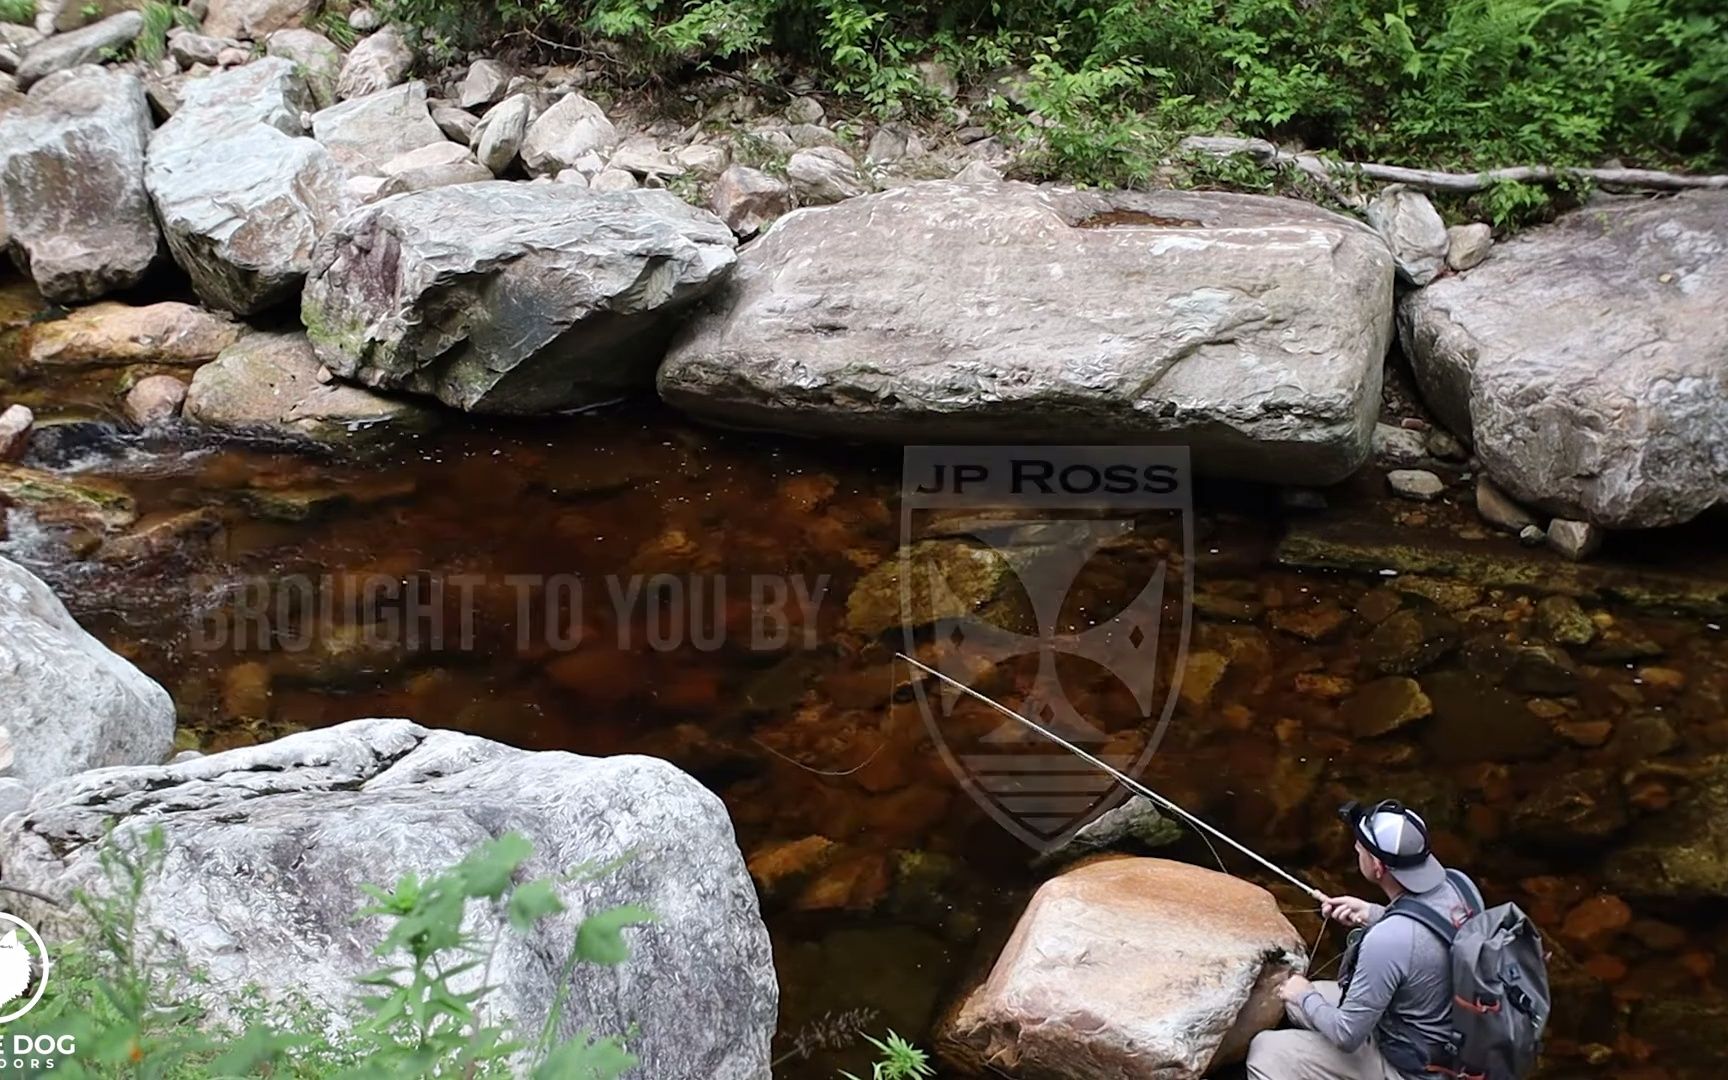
left=844, top=539, right=1014, bottom=637
left=24, top=301, right=242, bottom=367
left=1604, top=756, right=1728, bottom=899
left=145, top=58, right=352, bottom=314
left=1341, top=675, right=1432, bottom=737
left=0, top=554, right=175, bottom=788
left=939, top=857, right=1303, bottom=1079
left=0, top=462, right=137, bottom=530
left=0, top=66, right=157, bottom=302
left=0, top=718, right=777, bottom=1078
left=302, top=183, right=736, bottom=414
left=1399, top=192, right=1728, bottom=529
left=184, top=331, right=438, bottom=450
left=660, top=181, right=1394, bottom=485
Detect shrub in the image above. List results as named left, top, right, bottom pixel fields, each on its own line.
left=29, top=829, right=652, bottom=1079
left=0, top=0, right=33, bottom=25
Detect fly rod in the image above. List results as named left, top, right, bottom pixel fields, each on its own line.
left=896, top=652, right=1327, bottom=902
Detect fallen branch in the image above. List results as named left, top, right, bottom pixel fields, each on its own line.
left=0, top=881, right=61, bottom=907
left=1180, top=136, right=1728, bottom=194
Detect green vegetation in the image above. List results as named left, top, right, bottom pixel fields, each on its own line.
left=31, top=829, right=651, bottom=1079
left=379, top=0, right=1726, bottom=192
left=0, top=0, right=33, bottom=25
left=130, top=0, right=199, bottom=64
left=839, top=1029, right=936, bottom=1080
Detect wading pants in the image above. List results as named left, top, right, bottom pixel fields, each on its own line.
left=1244, top=980, right=1406, bottom=1080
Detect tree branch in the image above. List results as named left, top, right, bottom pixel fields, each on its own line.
left=0, top=882, right=61, bottom=907
left=1180, top=136, right=1728, bottom=193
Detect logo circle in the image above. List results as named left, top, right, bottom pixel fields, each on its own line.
left=0, top=911, right=51, bottom=1024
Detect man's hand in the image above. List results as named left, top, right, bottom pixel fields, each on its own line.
left=1321, top=894, right=1376, bottom=928
left=1276, top=973, right=1314, bottom=1006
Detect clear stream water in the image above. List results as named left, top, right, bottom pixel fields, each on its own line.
left=3, top=273, right=1727, bottom=1078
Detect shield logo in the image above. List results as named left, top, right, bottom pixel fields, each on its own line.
left=900, top=446, right=1193, bottom=853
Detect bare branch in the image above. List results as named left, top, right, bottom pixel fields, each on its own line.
left=0, top=882, right=61, bottom=907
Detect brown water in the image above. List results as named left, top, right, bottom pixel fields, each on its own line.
left=5, top=278, right=1728, bottom=1079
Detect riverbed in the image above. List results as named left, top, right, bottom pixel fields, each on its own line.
left=4, top=272, right=1728, bottom=1079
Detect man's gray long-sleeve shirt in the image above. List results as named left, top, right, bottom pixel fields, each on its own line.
left=1299, top=877, right=1474, bottom=1068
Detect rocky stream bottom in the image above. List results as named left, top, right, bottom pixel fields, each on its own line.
left=3, top=276, right=1728, bottom=1079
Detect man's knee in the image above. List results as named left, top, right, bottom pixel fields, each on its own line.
left=1246, top=1029, right=1306, bottom=1080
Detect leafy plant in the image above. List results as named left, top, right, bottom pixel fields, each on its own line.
left=130, top=0, right=199, bottom=64
left=315, top=8, right=359, bottom=49
left=0, top=0, right=33, bottom=26
left=840, top=1029, right=935, bottom=1080
left=30, top=828, right=654, bottom=1080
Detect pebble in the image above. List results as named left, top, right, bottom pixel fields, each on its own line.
left=1387, top=468, right=1444, bottom=501
left=1518, top=524, right=1546, bottom=546
left=1425, top=428, right=1467, bottom=461
left=124, top=375, right=189, bottom=427
left=1373, top=422, right=1429, bottom=468
left=0, top=403, right=33, bottom=461
left=1446, top=222, right=1493, bottom=271
left=1547, top=518, right=1603, bottom=560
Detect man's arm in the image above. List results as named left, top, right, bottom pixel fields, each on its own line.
left=1299, top=923, right=1409, bottom=1051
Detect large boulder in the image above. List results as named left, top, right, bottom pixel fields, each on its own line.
left=0, top=66, right=158, bottom=301
left=302, top=183, right=737, bottom=413
left=183, top=330, right=438, bottom=450
left=0, top=718, right=777, bottom=1079
left=1399, top=192, right=1728, bottom=528
left=12, top=11, right=143, bottom=88
left=145, top=58, right=352, bottom=314
left=0, top=554, right=176, bottom=790
left=660, top=180, right=1395, bottom=484
left=939, top=857, right=1304, bottom=1078
left=310, top=81, right=447, bottom=175
left=519, top=91, right=617, bottom=177
left=202, top=0, right=316, bottom=41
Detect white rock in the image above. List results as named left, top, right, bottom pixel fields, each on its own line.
left=264, top=28, right=342, bottom=110
left=786, top=146, right=866, bottom=204
left=589, top=167, right=637, bottom=192
left=336, top=25, right=412, bottom=100
left=672, top=142, right=728, bottom=178
left=0, top=403, right=33, bottom=460
left=1388, top=468, right=1445, bottom=501
left=609, top=136, right=681, bottom=179
left=866, top=123, right=923, bottom=164
left=707, top=164, right=790, bottom=237
left=13, top=11, right=143, bottom=89
left=1547, top=519, right=1603, bottom=561
left=1367, top=184, right=1448, bottom=285
left=519, top=92, right=616, bottom=177
left=553, top=168, right=587, bottom=187
left=1446, top=222, right=1493, bottom=271
left=201, top=0, right=313, bottom=40
left=784, top=95, right=823, bottom=125
left=167, top=28, right=240, bottom=67
left=952, top=159, right=1001, bottom=183
left=380, top=139, right=469, bottom=174
left=458, top=57, right=508, bottom=110
left=311, top=81, right=446, bottom=174
left=473, top=93, right=530, bottom=174
left=0, top=555, right=176, bottom=788
left=343, top=172, right=406, bottom=203
left=429, top=100, right=476, bottom=143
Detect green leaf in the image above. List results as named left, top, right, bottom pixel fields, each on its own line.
left=533, top=1031, right=637, bottom=1080
left=574, top=905, right=656, bottom=966
left=509, top=879, right=567, bottom=931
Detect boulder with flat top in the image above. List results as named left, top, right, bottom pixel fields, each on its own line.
left=659, top=180, right=1394, bottom=485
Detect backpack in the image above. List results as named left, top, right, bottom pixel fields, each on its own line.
left=1385, top=869, right=1552, bottom=1080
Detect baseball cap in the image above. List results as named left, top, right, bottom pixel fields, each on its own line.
left=1338, top=799, right=1446, bottom=893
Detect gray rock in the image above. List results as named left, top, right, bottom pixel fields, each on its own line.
left=429, top=100, right=476, bottom=143
left=0, top=25, right=45, bottom=72
left=347, top=6, right=377, bottom=31
left=519, top=91, right=616, bottom=177
left=866, top=123, right=923, bottom=165
left=745, top=125, right=794, bottom=155
left=553, top=168, right=586, bottom=188
left=167, top=29, right=241, bottom=67
left=264, top=28, right=342, bottom=110
left=786, top=146, right=865, bottom=204
left=336, top=24, right=411, bottom=100
left=202, top=0, right=314, bottom=39
left=0, top=403, right=32, bottom=460
left=0, top=66, right=158, bottom=302
left=784, top=94, right=823, bottom=125
left=1367, top=185, right=1447, bottom=286
left=610, top=136, right=681, bottom=180
left=673, top=142, right=728, bottom=178
left=1517, top=524, right=1545, bottom=546
left=145, top=59, right=351, bottom=314
left=458, top=57, right=508, bottom=110
left=379, top=141, right=488, bottom=190
left=0, top=777, right=29, bottom=817
left=1372, top=422, right=1428, bottom=467
left=661, top=181, right=1396, bottom=484
left=124, top=373, right=189, bottom=426
left=0, top=718, right=777, bottom=1078
left=1474, top=475, right=1537, bottom=532
left=1445, top=223, right=1492, bottom=271
left=14, top=11, right=144, bottom=88
left=0, top=554, right=176, bottom=788
left=1034, top=796, right=1183, bottom=868
left=185, top=331, right=437, bottom=450
left=312, top=81, right=446, bottom=175
left=1546, top=518, right=1602, bottom=561
left=785, top=122, right=837, bottom=149
left=342, top=172, right=404, bottom=203
left=1399, top=192, right=1728, bottom=528
left=303, top=183, right=737, bottom=414
left=473, top=92, right=529, bottom=174
left=952, top=159, right=1001, bottom=183
left=708, top=164, right=790, bottom=237
left=589, top=166, right=637, bottom=192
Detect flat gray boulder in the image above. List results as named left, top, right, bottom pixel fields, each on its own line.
left=659, top=180, right=1395, bottom=484
left=303, top=182, right=737, bottom=413
left=0, top=554, right=175, bottom=790
left=13, top=10, right=142, bottom=88
left=1, top=718, right=777, bottom=1079
left=184, top=330, right=438, bottom=450
left=146, top=58, right=352, bottom=314
left=0, top=66, right=158, bottom=301
left=311, top=81, right=447, bottom=175
left=1399, top=192, right=1728, bottom=528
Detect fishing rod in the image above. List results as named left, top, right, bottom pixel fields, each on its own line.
left=896, top=652, right=1327, bottom=902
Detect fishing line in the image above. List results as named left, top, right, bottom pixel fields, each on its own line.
left=897, top=652, right=1327, bottom=903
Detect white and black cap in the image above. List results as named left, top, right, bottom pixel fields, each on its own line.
left=1339, top=799, right=1445, bottom=893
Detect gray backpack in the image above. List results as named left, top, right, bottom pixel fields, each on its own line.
left=1387, top=870, right=1552, bottom=1079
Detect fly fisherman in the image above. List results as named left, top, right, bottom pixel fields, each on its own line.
left=1246, top=800, right=1482, bottom=1080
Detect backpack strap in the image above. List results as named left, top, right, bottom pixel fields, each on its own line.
left=1446, top=869, right=1485, bottom=916
left=1385, top=895, right=1459, bottom=944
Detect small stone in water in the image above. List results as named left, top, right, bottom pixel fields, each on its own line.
left=124, top=375, right=188, bottom=427
left=1387, top=469, right=1444, bottom=501
left=1547, top=519, right=1603, bottom=560
left=1372, top=422, right=1428, bottom=468
left=1475, top=475, right=1538, bottom=532
left=1424, top=429, right=1467, bottom=461
left=1518, top=524, right=1546, bottom=546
